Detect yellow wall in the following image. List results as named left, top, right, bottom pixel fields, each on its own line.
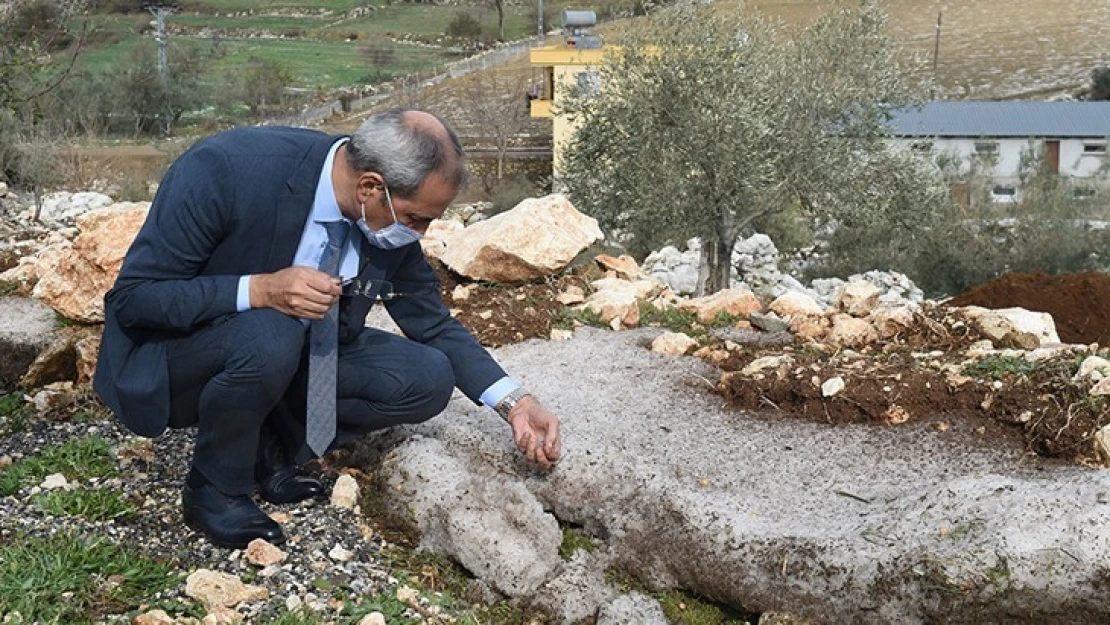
left=529, top=46, right=607, bottom=178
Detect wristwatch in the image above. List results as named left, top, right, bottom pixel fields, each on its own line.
left=495, top=387, right=532, bottom=422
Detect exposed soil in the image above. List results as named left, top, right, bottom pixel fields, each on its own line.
left=946, top=271, right=1110, bottom=346
left=442, top=267, right=1110, bottom=467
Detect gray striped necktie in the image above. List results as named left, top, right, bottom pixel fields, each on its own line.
left=306, top=220, right=351, bottom=457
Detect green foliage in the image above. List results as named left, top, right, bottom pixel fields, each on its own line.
left=554, top=306, right=607, bottom=330
left=814, top=145, right=1110, bottom=297
left=605, top=567, right=755, bottom=625
left=237, top=56, right=294, bottom=115
left=0, top=530, right=176, bottom=623
left=0, top=280, right=19, bottom=296
left=558, top=526, right=597, bottom=560
left=103, top=41, right=212, bottom=135
left=445, top=11, right=482, bottom=42
left=487, top=174, right=536, bottom=215
left=964, top=355, right=1042, bottom=380
left=1090, top=66, right=1110, bottom=101
left=0, top=436, right=116, bottom=496
left=560, top=1, right=937, bottom=294
left=32, top=487, right=139, bottom=521
left=0, top=391, right=31, bottom=434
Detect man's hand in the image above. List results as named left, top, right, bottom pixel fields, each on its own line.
left=250, top=266, right=342, bottom=319
left=507, top=396, right=562, bottom=469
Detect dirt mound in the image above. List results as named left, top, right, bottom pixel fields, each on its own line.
left=946, top=272, right=1110, bottom=345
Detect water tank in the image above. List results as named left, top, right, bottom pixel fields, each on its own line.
left=562, top=10, right=597, bottom=29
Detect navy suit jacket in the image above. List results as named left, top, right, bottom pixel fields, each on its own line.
left=94, top=126, right=506, bottom=438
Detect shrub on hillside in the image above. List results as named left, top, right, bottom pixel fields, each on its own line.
left=445, top=12, right=482, bottom=43
left=361, top=38, right=396, bottom=66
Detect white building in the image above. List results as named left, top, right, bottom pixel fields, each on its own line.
left=889, top=101, right=1110, bottom=202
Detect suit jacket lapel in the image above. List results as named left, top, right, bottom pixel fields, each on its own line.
left=266, top=135, right=346, bottom=271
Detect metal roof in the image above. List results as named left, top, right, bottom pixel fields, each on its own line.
left=889, top=101, right=1110, bottom=138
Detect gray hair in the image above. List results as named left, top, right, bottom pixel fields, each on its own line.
left=346, top=109, right=468, bottom=198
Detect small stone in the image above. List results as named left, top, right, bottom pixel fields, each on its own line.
left=285, top=595, right=302, bottom=612
left=185, top=569, right=269, bottom=611
left=396, top=585, right=419, bottom=603
left=40, top=473, right=69, bottom=490
left=451, top=284, right=474, bottom=301
left=117, top=438, right=156, bottom=468
left=358, top=612, right=387, bottom=625
left=749, top=311, right=790, bottom=333
left=0, top=455, right=12, bottom=469
left=1091, top=378, right=1110, bottom=396
left=821, top=377, right=845, bottom=398
left=331, top=474, right=360, bottom=510
left=132, top=609, right=176, bottom=625
left=556, top=285, right=586, bottom=305
left=202, top=606, right=242, bottom=625
left=549, top=328, right=573, bottom=341
left=608, top=316, right=622, bottom=331
left=650, top=332, right=698, bottom=356
left=328, top=544, right=353, bottom=562
left=477, top=310, right=493, bottom=320
left=883, top=404, right=910, bottom=425
left=268, top=511, right=292, bottom=523
left=245, top=539, right=286, bottom=567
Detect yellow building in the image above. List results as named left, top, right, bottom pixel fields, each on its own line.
left=528, top=42, right=607, bottom=178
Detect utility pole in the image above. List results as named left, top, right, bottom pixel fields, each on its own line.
left=537, top=0, right=544, bottom=45
left=146, top=3, right=177, bottom=133
left=931, top=10, right=942, bottom=100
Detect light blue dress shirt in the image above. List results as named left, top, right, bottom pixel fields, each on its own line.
left=235, top=139, right=517, bottom=410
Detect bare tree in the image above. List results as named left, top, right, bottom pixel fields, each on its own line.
left=449, top=67, right=533, bottom=182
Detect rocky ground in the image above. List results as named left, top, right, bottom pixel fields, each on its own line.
left=2, top=187, right=1110, bottom=623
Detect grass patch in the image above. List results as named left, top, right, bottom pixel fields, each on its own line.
left=0, top=280, right=19, bottom=296
left=606, top=567, right=757, bottom=625
left=0, top=531, right=177, bottom=623
left=0, top=436, right=117, bottom=496
left=558, top=526, right=596, bottom=561
left=554, top=306, right=608, bottom=330
left=31, top=487, right=138, bottom=522
left=0, top=391, right=32, bottom=434
left=963, top=355, right=1042, bottom=380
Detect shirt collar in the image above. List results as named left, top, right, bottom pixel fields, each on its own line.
left=312, top=138, right=349, bottom=224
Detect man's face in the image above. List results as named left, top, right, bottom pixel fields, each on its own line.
left=361, top=172, right=456, bottom=235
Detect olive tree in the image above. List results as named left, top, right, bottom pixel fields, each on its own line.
left=559, top=2, right=947, bottom=294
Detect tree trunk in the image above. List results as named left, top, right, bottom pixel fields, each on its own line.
left=496, top=0, right=505, bottom=41
left=699, top=235, right=733, bottom=295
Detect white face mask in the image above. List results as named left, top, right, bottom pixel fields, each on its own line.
left=355, top=183, right=423, bottom=249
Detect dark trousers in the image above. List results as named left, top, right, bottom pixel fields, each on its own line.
left=166, top=309, right=455, bottom=495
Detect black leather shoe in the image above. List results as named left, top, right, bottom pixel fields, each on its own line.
left=257, top=465, right=325, bottom=504
left=182, top=483, right=285, bottom=549
left=256, top=429, right=325, bottom=505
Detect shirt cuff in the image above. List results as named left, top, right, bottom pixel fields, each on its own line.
left=480, top=377, right=519, bottom=410
left=236, top=275, right=253, bottom=312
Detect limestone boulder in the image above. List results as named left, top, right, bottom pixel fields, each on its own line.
left=420, top=218, right=464, bottom=261
left=38, top=191, right=113, bottom=225
left=790, top=315, right=830, bottom=342
left=826, top=314, right=880, bottom=348
left=836, top=280, right=882, bottom=317
left=0, top=296, right=57, bottom=390
left=870, top=306, right=917, bottom=339
left=578, top=280, right=645, bottom=328
left=595, top=254, right=648, bottom=281
left=32, top=203, right=149, bottom=323
left=958, top=306, right=1061, bottom=349
left=769, top=291, right=824, bottom=318
left=439, top=194, right=603, bottom=282
left=678, top=287, right=762, bottom=324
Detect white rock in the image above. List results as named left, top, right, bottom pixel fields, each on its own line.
left=40, top=473, right=69, bottom=490
left=245, top=539, right=286, bottom=567
left=741, top=355, right=794, bottom=375
left=331, top=474, right=360, bottom=510
left=826, top=314, right=880, bottom=348
left=1091, top=378, right=1110, bottom=396
left=328, top=544, right=353, bottom=562
left=769, top=291, right=824, bottom=317
left=549, top=329, right=573, bottom=341
left=1076, top=356, right=1110, bottom=381
left=836, top=280, right=882, bottom=317
left=358, top=613, right=387, bottom=625
left=821, top=377, right=846, bottom=397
